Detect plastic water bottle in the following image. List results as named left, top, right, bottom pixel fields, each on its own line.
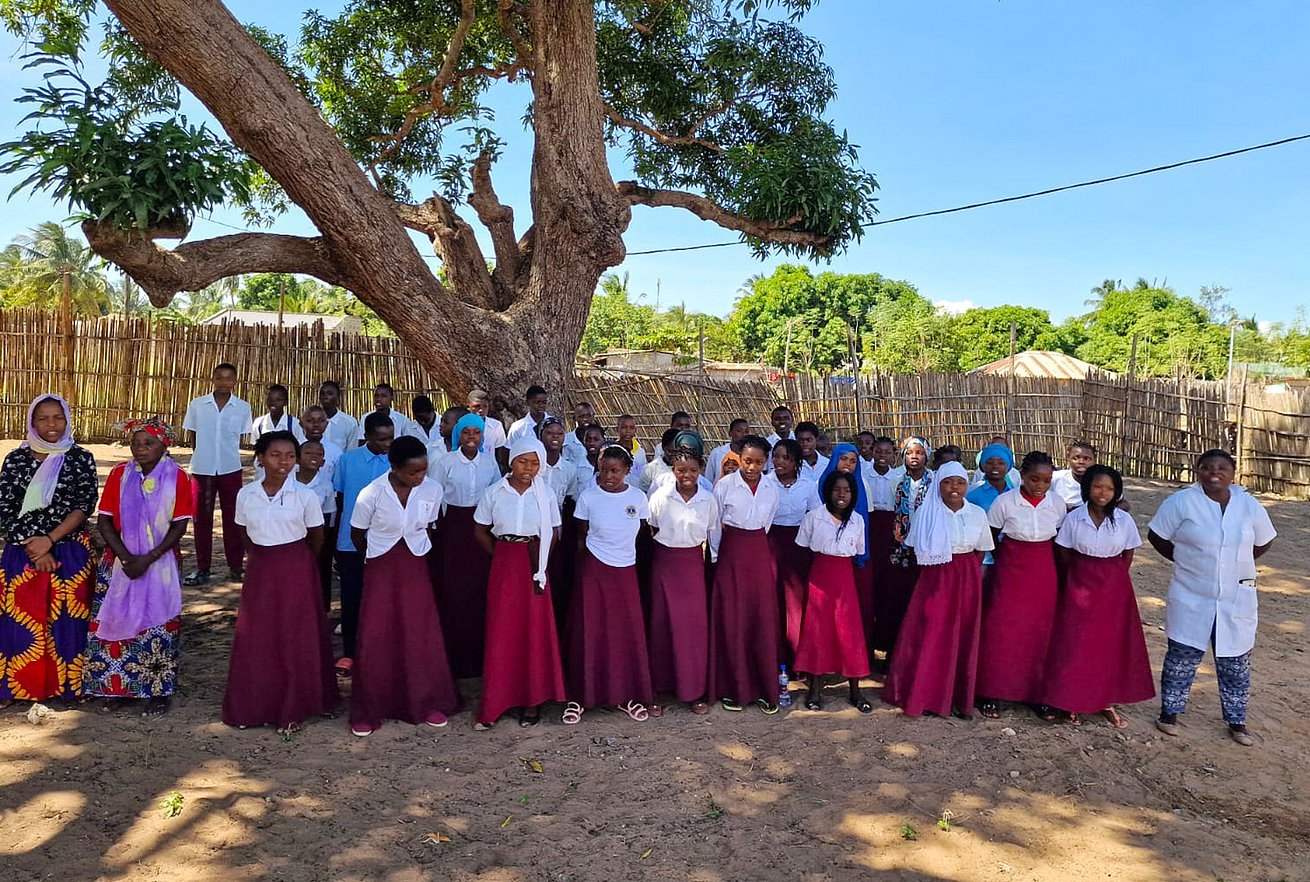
left=777, top=664, right=791, bottom=708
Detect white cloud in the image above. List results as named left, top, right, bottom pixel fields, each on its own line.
left=933, top=299, right=975, bottom=316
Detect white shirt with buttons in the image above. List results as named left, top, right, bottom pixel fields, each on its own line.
left=235, top=477, right=324, bottom=547
left=766, top=473, right=821, bottom=527
left=183, top=393, right=253, bottom=476
left=475, top=480, right=562, bottom=536
left=862, top=464, right=903, bottom=512
left=350, top=473, right=444, bottom=559
left=647, top=483, right=720, bottom=549
left=986, top=488, right=1067, bottom=542
left=1055, top=504, right=1140, bottom=558
left=795, top=506, right=866, bottom=558
left=430, top=449, right=501, bottom=508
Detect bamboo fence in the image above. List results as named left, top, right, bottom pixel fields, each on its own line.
left=1235, top=384, right=1310, bottom=496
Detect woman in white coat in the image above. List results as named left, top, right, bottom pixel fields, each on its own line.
left=1147, top=449, right=1276, bottom=747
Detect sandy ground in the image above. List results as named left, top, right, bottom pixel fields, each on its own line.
left=0, top=441, right=1306, bottom=882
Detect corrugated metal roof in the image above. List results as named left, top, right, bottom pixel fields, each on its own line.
left=200, top=309, right=363, bottom=333
left=968, top=350, right=1102, bottom=380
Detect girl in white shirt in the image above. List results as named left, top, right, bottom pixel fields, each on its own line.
left=347, top=435, right=458, bottom=737
left=878, top=435, right=934, bottom=667
left=884, top=462, right=994, bottom=719
left=223, top=431, right=336, bottom=736
left=709, top=436, right=782, bottom=714
left=429, top=412, right=501, bottom=679
left=646, top=449, right=721, bottom=716
left=793, top=470, right=872, bottom=713
left=563, top=445, right=654, bottom=725
left=977, top=450, right=1067, bottom=719
left=767, top=439, right=821, bottom=667
left=472, top=436, right=565, bottom=729
left=1050, top=441, right=1098, bottom=510
left=1043, top=465, right=1153, bottom=727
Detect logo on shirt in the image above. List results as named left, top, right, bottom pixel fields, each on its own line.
left=625, top=505, right=638, bottom=518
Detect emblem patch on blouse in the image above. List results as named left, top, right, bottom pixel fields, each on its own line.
left=625, top=505, right=638, bottom=517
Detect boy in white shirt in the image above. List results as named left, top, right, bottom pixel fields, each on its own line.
left=251, top=383, right=297, bottom=441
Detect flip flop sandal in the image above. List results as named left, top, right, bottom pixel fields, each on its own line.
left=720, top=698, right=743, bottom=712
left=1101, top=707, right=1127, bottom=729
left=756, top=699, right=779, bottom=716
left=690, top=702, right=710, bottom=715
left=620, top=701, right=649, bottom=721
left=849, top=694, right=873, bottom=714
left=804, top=693, right=823, bottom=711
left=979, top=701, right=1001, bottom=719
left=518, top=709, right=540, bottom=728
left=276, top=722, right=303, bottom=736
left=474, top=721, right=496, bottom=731
left=1034, top=704, right=1061, bottom=722
left=562, top=701, right=584, bottom=725
left=1068, top=713, right=1083, bottom=727
left=351, top=725, right=375, bottom=738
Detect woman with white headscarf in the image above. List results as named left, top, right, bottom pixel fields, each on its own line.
left=472, top=435, right=565, bottom=728
left=883, top=462, right=993, bottom=719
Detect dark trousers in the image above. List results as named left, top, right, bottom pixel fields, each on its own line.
left=320, top=521, right=340, bottom=612
left=337, top=549, right=364, bottom=659
left=192, top=470, right=244, bottom=572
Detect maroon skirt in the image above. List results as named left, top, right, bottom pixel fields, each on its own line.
left=350, top=543, right=460, bottom=728
left=864, top=510, right=898, bottom=648
left=768, top=524, right=811, bottom=666
left=708, top=525, right=779, bottom=705
left=647, top=543, right=710, bottom=703
left=873, top=548, right=919, bottom=656
left=883, top=553, right=982, bottom=717
left=976, top=538, right=1058, bottom=704
left=1041, top=551, right=1156, bottom=713
left=436, top=505, right=491, bottom=678
left=222, top=540, right=338, bottom=728
left=477, top=541, right=566, bottom=725
left=794, top=553, right=870, bottom=679
left=565, top=550, right=653, bottom=707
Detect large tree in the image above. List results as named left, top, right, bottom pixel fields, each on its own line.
left=1, top=0, right=877, bottom=404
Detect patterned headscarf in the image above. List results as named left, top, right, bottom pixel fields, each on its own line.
left=19, top=394, right=74, bottom=517
left=116, top=416, right=177, bottom=446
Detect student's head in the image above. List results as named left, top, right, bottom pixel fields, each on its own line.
left=816, top=432, right=833, bottom=458
left=300, top=405, right=328, bottom=441
left=265, top=383, right=288, bottom=413
left=596, top=445, right=633, bottom=492
left=525, top=385, right=548, bottom=419
left=362, top=411, right=395, bottom=454
left=978, top=441, right=1015, bottom=483
left=255, top=430, right=299, bottom=478
left=669, top=411, right=692, bottom=432
left=669, top=450, right=703, bottom=494
left=872, top=436, right=896, bottom=469
left=1019, top=450, right=1055, bottom=497
left=720, top=452, right=741, bottom=478
left=738, top=435, right=771, bottom=482
left=1082, top=463, right=1124, bottom=511
left=582, top=424, right=608, bottom=456
left=440, top=406, right=468, bottom=440
left=728, top=418, right=750, bottom=444
left=508, top=440, right=543, bottom=484
left=937, top=464, right=970, bottom=508
left=388, top=435, right=429, bottom=487
left=1195, top=449, right=1236, bottom=492
left=770, top=406, right=793, bottom=436
left=30, top=396, right=67, bottom=444
left=771, top=438, right=801, bottom=480
left=318, top=380, right=341, bottom=411
left=374, top=382, right=395, bottom=411
left=538, top=417, right=567, bottom=452
left=822, top=469, right=858, bottom=523
left=833, top=444, right=860, bottom=474
left=298, top=439, right=325, bottom=473
left=573, top=401, right=596, bottom=428
left=212, top=363, right=238, bottom=395
left=902, top=436, right=929, bottom=472
left=617, top=414, right=637, bottom=443
left=855, top=431, right=877, bottom=460
left=794, top=421, right=819, bottom=458
left=466, top=389, right=490, bottom=416
left=1066, top=441, right=1097, bottom=477
left=659, top=427, right=680, bottom=461
left=412, top=395, right=437, bottom=430
left=452, top=413, right=484, bottom=456
left=933, top=444, right=963, bottom=468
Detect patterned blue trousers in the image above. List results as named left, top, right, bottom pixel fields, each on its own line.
left=1160, top=639, right=1251, bottom=725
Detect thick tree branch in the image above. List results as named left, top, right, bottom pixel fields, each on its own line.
left=497, top=0, right=532, bottom=61
left=617, top=181, right=830, bottom=251
left=393, top=197, right=497, bottom=311
left=82, top=222, right=344, bottom=308
left=468, top=152, right=520, bottom=304
left=603, top=105, right=727, bottom=153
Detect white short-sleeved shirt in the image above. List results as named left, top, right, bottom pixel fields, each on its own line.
left=796, top=507, right=866, bottom=558
left=350, top=474, right=444, bottom=559
left=323, top=410, right=360, bottom=451
left=235, top=478, right=324, bottom=547
left=430, top=449, right=501, bottom=508
left=711, top=472, right=780, bottom=565
left=1148, top=485, right=1277, bottom=656
left=638, top=457, right=670, bottom=494
left=908, top=501, right=995, bottom=556
left=562, top=431, right=591, bottom=467
left=1055, top=504, right=1141, bottom=558
left=647, top=483, right=719, bottom=549
left=767, top=474, right=821, bottom=527
left=540, top=456, right=580, bottom=507
left=863, top=464, right=903, bottom=512
left=482, top=416, right=509, bottom=451
left=294, top=469, right=337, bottom=519
left=1051, top=469, right=1085, bottom=508
left=799, top=454, right=830, bottom=482
left=183, top=394, right=253, bottom=476
left=648, top=469, right=714, bottom=497
left=765, top=432, right=791, bottom=448
left=507, top=412, right=554, bottom=443
left=252, top=411, right=297, bottom=442
left=986, top=488, right=1067, bottom=542
left=706, top=443, right=733, bottom=485
left=355, top=409, right=415, bottom=445
left=574, top=484, right=649, bottom=567
left=403, top=420, right=439, bottom=446
left=475, top=480, right=562, bottom=536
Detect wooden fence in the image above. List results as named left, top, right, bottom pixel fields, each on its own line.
left=6, top=307, right=1310, bottom=497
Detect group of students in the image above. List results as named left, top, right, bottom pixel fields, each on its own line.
left=0, top=366, right=1277, bottom=749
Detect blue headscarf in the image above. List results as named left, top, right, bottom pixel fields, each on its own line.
left=817, top=442, right=870, bottom=568
left=977, top=442, right=1014, bottom=471
left=451, top=412, right=486, bottom=455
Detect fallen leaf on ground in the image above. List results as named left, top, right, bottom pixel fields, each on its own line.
left=639, top=848, right=653, bottom=860
left=500, top=815, right=513, bottom=828
left=420, top=832, right=452, bottom=844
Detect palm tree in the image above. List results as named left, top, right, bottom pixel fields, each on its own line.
left=4, top=222, right=111, bottom=315
left=1085, top=278, right=1121, bottom=310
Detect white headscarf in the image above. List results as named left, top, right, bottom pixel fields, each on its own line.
left=905, top=461, right=969, bottom=566
left=507, top=435, right=555, bottom=587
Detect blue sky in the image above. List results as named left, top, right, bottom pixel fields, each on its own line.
left=2, top=0, right=1307, bottom=323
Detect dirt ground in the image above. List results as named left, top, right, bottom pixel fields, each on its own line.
left=0, top=440, right=1306, bottom=882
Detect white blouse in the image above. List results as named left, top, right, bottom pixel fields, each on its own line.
left=766, top=473, right=821, bottom=527
left=799, top=454, right=829, bottom=482
left=713, top=470, right=781, bottom=532
left=648, top=483, right=720, bottom=549
left=638, top=457, right=670, bottom=494
left=323, top=409, right=360, bottom=452
left=540, top=456, right=580, bottom=507
left=862, top=464, right=902, bottom=512
left=475, top=480, right=562, bottom=536
left=1055, top=505, right=1141, bottom=558
left=574, top=484, right=649, bottom=567
left=1050, top=469, right=1085, bottom=508
left=350, top=474, right=444, bottom=559
left=987, top=488, right=1067, bottom=542
left=294, top=469, right=337, bottom=519
left=907, top=501, right=996, bottom=556
left=1148, top=485, right=1277, bottom=656
left=795, top=507, right=866, bottom=558
left=430, top=449, right=501, bottom=508
left=235, top=478, right=324, bottom=547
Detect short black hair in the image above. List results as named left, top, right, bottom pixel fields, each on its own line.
left=1069, top=440, right=1098, bottom=455
left=388, top=435, right=428, bottom=468
left=1196, top=448, right=1236, bottom=469
left=599, top=444, right=633, bottom=468
left=319, top=380, right=341, bottom=393
left=302, top=404, right=327, bottom=417
left=583, top=424, right=607, bottom=442
left=794, top=421, right=820, bottom=438
left=771, top=405, right=792, bottom=416
left=267, top=383, right=288, bottom=397
left=773, top=438, right=802, bottom=463
left=729, top=418, right=749, bottom=431
left=873, top=435, right=895, bottom=446
left=660, top=427, right=680, bottom=449
left=933, top=444, right=963, bottom=467
left=214, top=362, right=237, bottom=375
left=526, top=385, right=547, bottom=398
left=670, top=410, right=691, bottom=423
left=412, top=395, right=436, bottom=414
left=375, top=382, right=395, bottom=394
left=254, top=429, right=298, bottom=457
left=618, top=413, right=636, bottom=423
left=442, top=405, right=469, bottom=421
left=1020, top=450, right=1054, bottom=473
left=740, top=434, right=772, bottom=458
left=856, top=430, right=876, bottom=441
left=363, top=411, right=393, bottom=435
left=575, top=400, right=594, bottom=410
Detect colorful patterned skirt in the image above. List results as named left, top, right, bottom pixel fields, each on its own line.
left=0, top=532, right=94, bottom=702
left=84, top=555, right=180, bottom=698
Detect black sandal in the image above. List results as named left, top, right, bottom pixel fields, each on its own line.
left=518, top=709, right=540, bottom=728
left=849, top=692, right=873, bottom=714
left=804, top=690, right=823, bottom=711
left=978, top=701, right=1001, bottom=719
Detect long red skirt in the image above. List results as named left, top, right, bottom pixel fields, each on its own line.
left=647, top=544, right=710, bottom=703
left=222, top=541, right=338, bottom=727
left=436, top=505, right=491, bottom=678
left=1041, top=552, right=1156, bottom=713
left=477, top=542, right=566, bottom=725
left=976, top=538, right=1058, bottom=704
left=873, top=550, right=919, bottom=656
left=883, top=553, right=982, bottom=717
left=794, top=553, right=870, bottom=678
left=350, top=543, right=459, bottom=728
left=565, top=550, right=653, bottom=707
left=768, top=524, right=811, bottom=666
left=864, top=510, right=898, bottom=648
left=708, top=526, right=779, bottom=705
